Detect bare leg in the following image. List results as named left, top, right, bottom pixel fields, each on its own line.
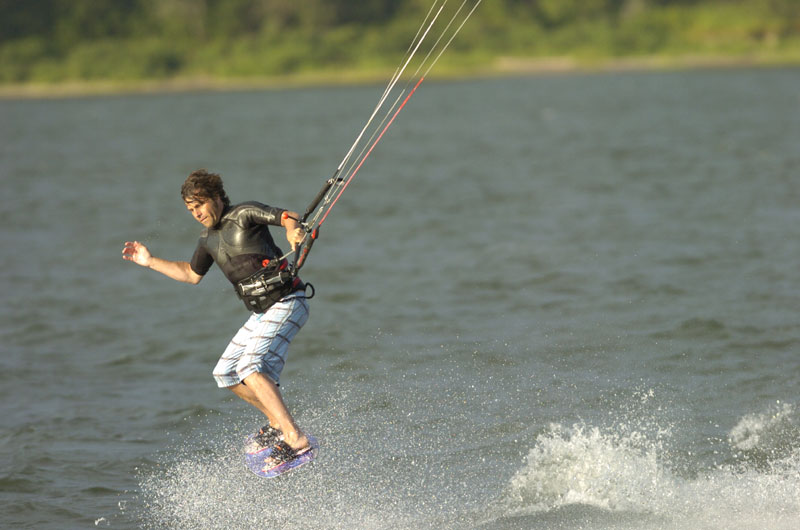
left=229, top=382, right=276, bottom=424
left=235, top=372, right=309, bottom=450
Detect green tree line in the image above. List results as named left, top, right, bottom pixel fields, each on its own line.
left=1, top=0, right=798, bottom=85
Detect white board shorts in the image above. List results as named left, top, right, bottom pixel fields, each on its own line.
left=212, top=294, right=309, bottom=388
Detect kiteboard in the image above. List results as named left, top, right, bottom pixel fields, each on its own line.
left=244, top=432, right=319, bottom=478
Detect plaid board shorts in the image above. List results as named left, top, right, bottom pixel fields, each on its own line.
left=212, top=294, right=309, bottom=388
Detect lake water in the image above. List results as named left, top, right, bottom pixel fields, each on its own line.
left=1, top=68, right=799, bottom=529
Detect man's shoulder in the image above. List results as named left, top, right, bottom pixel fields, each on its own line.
left=227, top=201, right=270, bottom=214
left=233, top=200, right=266, bottom=208
left=225, top=201, right=283, bottom=224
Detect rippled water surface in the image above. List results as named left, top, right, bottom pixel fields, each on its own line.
left=1, top=68, right=799, bottom=529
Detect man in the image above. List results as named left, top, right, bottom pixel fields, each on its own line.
left=122, top=169, right=311, bottom=469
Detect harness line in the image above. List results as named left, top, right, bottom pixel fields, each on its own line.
left=319, top=75, right=426, bottom=227
left=332, top=2, right=446, bottom=183
left=288, top=0, right=483, bottom=271
left=331, top=0, right=480, bottom=198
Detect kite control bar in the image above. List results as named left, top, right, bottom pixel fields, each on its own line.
left=290, top=176, right=341, bottom=273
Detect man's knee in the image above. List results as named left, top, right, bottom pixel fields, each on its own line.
left=243, top=370, right=280, bottom=388
left=228, top=382, right=247, bottom=395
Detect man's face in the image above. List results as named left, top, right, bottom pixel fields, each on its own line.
left=185, top=196, right=224, bottom=228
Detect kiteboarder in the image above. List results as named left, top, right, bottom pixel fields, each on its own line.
left=122, top=169, right=311, bottom=466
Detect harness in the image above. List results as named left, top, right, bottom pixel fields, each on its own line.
left=235, top=258, right=313, bottom=313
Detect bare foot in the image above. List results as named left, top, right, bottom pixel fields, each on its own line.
left=281, top=430, right=309, bottom=451
left=261, top=441, right=312, bottom=471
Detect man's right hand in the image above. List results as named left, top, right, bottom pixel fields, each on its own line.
left=122, top=241, right=152, bottom=267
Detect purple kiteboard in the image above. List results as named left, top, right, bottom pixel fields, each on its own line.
left=244, top=433, right=319, bottom=478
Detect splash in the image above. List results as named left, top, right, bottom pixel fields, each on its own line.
left=729, top=401, right=798, bottom=454
left=674, top=449, right=800, bottom=530
left=501, top=416, right=800, bottom=530
left=504, top=423, right=668, bottom=514
left=133, top=389, right=473, bottom=530
left=136, top=425, right=394, bottom=529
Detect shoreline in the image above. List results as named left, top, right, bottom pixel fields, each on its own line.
left=1, top=54, right=798, bottom=100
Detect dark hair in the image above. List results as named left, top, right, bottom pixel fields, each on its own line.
left=181, top=169, right=231, bottom=207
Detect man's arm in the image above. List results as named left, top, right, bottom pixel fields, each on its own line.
left=122, top=241, right=203, bottom=284
left=280, top=211, right=305, bottom=251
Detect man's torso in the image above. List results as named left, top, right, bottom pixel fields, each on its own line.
left=190, top=201, right=285, bottom=284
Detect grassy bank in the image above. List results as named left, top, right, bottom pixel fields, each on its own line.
left=1, top=0, right=799, bottom=98
left=1, top=50, right=798, bottom=100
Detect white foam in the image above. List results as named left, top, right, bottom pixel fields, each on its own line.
left=672, top=449, right=800, bottom=530
left=502, top=420, right=800, bottom=529
left=729, top=401, right=798, bottom=452
left=137, top=430, right=395, bottom=529
left=135, top=395, right=800, bottom=529
left=135, top=406, right=453, bottom=529
left=504, top=423, right=668, bottom=514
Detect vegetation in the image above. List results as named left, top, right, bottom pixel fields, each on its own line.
left=1, top=0, right=798, bottom=90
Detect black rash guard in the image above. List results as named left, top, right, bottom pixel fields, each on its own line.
left=189, top=201, right=288, bottom=285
